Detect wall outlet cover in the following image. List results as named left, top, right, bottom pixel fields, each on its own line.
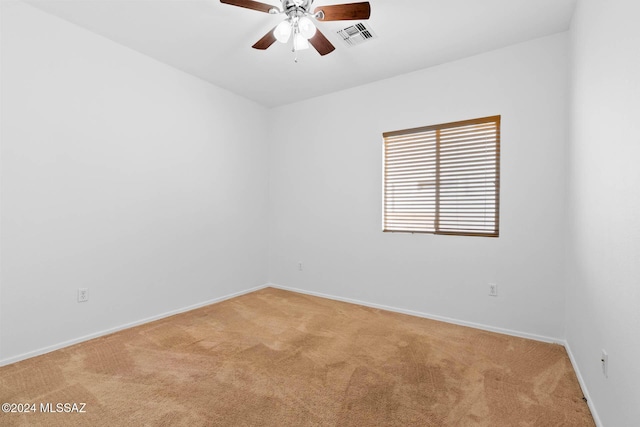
left=489, top=283, right=498, bottom=297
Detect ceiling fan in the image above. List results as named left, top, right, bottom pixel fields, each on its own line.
left=220, top=0, right=371, bottom=56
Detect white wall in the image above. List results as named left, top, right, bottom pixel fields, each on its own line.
left=566, top=0, right=640, bottom=425
left=268, top=33, right=570, bottom=340
left=0, top=2, right=269, bottom=363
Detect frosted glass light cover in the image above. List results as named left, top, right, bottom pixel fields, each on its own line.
left=293, top=32, right=310, bottom=50
left=298, top=17, right=316, bottom=39
left=274, top=20, right=292, bottom=43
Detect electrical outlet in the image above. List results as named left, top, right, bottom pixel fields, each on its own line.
left=78, top=288, right=89, bottom=303
left=601, top=349, right=608, bottom=378
left=489, top=283, right=498, bottom=297
left=298, top=262, right=303, bottom=271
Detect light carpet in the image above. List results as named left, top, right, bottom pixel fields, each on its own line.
left=0, top=287, right=595, bottom=426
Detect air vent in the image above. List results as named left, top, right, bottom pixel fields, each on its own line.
left=337, top=22, right=377, bottom=47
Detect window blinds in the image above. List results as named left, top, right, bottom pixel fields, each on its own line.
left=383, top=116, right=500, bottom=237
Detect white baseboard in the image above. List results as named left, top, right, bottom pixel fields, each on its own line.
left=0, top=284, right=270, bottom=367
left=267, top=283, right=565, bottom=345
left=564, top=341, right=603, bottom=427
left=1, top=282, right=562, bottom=367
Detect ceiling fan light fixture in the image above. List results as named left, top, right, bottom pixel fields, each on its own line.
left=274, top=20, right=292, bottom=43
left=293, top=32, right=310, bottom=50
left=221, top=0, right=372, bottom=56
left=298, top=16, right=316, bottom=39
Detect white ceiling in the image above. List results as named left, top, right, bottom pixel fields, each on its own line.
left=24, top=0, right=576, bottom=108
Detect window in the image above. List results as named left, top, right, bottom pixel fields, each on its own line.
left=383, top=115, right=500, bottom=237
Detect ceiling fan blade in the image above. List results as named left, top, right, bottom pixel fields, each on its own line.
left=220, top=0, right=277, bottom=14
left=309, top=29, right=336, bottom=56
left=314, top=2, right=370, bottom=21
left=252, top=27, right=278, bottom=50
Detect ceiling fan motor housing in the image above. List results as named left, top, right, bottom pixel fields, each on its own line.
left=283, top=0, right=313, bottom=15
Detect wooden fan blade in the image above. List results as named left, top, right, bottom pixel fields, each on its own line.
left=314, top=2, right=370, bottom=21
left=220, top=0, right=276, bottom=14
left=252, top=27, right=278, bottom=50
left=309, top=29, right=336, bottom=56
